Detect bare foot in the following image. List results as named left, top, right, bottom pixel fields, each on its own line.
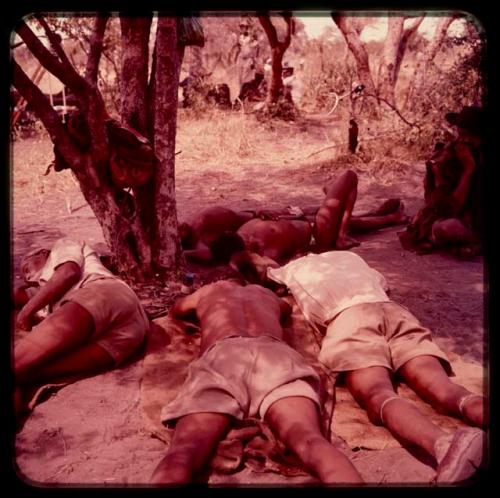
left=335, top=236, right=361, bottom=250
left=392, top=203, right=411, bottom=225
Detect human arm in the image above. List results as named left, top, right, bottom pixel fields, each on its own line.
left=169, top=289, right=201, bottom=323
left=12, top=283, right=38, bottom=309
left=452, top=143, right=477, bottom=213
left=16, top=262, right=82, bottom=331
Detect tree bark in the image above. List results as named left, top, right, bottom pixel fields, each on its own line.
left=332, top=14, right=378, bottom=104
left=13, top=15, right=184, bottom=281
left=404, top=15, right=456, bottom=109
left=151, top=16, right=184, bottom=277
left=120, top=16, right=152, bottom=136
left=258, top=13, right=295, bottom=105
left=378, top=16, right=404, bottom=107
left=85, top=14, right=110, bottom=84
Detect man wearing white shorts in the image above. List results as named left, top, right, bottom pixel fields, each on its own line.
left=236, top=250, right=487, bottom=483
left=150, top=279, right=363, bottom=484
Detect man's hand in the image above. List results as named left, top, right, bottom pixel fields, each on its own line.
left=16, top=306, right=35, bottom=331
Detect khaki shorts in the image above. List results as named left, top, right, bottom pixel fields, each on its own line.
left=161, top=335, right=321, bottom=426
left=63, top=278, right=149, bottom=365
left=318, top=302, right=451, bottom=373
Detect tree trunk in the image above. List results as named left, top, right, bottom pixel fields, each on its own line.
left=120, top=17, right=152, bottom=136
left=12, top=15, right=185, bottom=281
left=258, top=13, right=294, bottom=105
left=332, top=14, right=378, bottom=106
left=404, top=16, right=456, bottom=110
left=378, top=16, right=404, bottom=107
left=151, top=16, right=184, bottom=277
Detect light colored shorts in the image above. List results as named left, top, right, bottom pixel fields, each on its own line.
left=161, top=335, right=321, bottom=426
left=318, top=302, right=451, bottom=374
left=63, top=278, right=149, bottom=365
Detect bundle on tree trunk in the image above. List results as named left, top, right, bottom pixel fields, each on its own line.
left=12, top=14, right=187, bottom=281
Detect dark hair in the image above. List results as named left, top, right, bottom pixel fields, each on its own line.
left=179, top=222, right=195, bottom=249
left=209, top=231, right=246, bottom=263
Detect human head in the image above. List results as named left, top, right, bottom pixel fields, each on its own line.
left=21, top=247, right=50, bottom=283
left=178, top=222, right=196, bottom=249
left=445, top=106, right=483, bottom=142
left=209, top=231, right=246, bottom=264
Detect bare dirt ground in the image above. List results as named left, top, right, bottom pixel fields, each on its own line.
left=10, top=112, right=486, bottom=487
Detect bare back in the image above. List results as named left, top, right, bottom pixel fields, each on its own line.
left=171, top=280, right=289, bottom=353
left=237, top=219, right=312, bottom=262
left=190, top=207, right=253, bottom=245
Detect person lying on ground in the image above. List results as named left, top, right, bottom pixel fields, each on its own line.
left=13, top=238, right=149, bottom=415
left=209, top=170, right=409, bottom=266
left=150, top=279, right=363, bottom=484
left=399, top=106, right=484, bottom=259
left=231, top=249, right=487, bottom=484
left=179, top=206, right=255, bottom=263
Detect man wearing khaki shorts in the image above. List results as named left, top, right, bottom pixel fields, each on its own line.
left=13, top=238, right=149, bottom=413
left=234, top=250, right=487, bottom=483
left=150, top=279, right=363, bottom=484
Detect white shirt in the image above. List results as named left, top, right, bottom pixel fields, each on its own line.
left=267, top=251, right=390, bottom=327
left=32, top=238, right=125, bottom=312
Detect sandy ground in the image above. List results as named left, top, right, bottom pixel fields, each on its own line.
left=10, top=115, right=487, bottom=488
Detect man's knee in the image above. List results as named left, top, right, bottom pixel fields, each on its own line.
left=431, top=218, right=471, bottom=245
left=287, top=429, right=326, bottom=459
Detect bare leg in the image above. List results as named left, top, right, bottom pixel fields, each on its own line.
left=265, top=396, right=363, bottom=483
left=15, top=302, right=95, bottom=383
left=183, top=243, right=213, bottom=264
left=314, top=170, right=360, bottom=252
left=26, top=343, right=115, bottom=384
left=345, top=366, right=447, bottom=459
left=349, top=205, right=410, bottom=233
left=356, top=198, right=401, bottom=217
left=150, top=412, right=233, bottom=484
left=399, top=355, right=487, bottom=428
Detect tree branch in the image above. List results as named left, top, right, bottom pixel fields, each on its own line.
left=394, top=14, right=425, bottom=79
left=34, top=15, right=74, bottom=69
left=12, top=59, right=86, bottom=168
left=258, top=14, right=278, bottom=47
left=85, top=15, right=110, bottom=83
left=281, top=12, right=295, bottom=48
left=16, top=20, right=85, bottom=93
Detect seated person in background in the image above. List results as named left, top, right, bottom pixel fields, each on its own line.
left=210, top=170, right=408, bottom=266
left=150, top=279, right=363, bottom=484
left=13, top=238, right=149, bottom=414
left=232, top=250, right=487, bottom=483
left=399, top=106, right=483, bottom=258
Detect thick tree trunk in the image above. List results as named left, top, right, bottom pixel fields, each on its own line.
left=151, top=16, right=184, bottom=277
left=378, top=16, right=404, bottom=107
left=332, top=14, right=378, bottom=105
left=13, top=15, right=184, bottom=281
left=120, top=17, right=152, bottom=136
left=258, top=14, right=294, bottom=105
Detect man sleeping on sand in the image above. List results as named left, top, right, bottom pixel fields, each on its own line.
left=12, top=238, right=149, bottom=415
left=230, top=249, right=487, bottom=484
left=150, top=278, right=363, bottom=484
left=183, top=170, right=409, bottom=265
